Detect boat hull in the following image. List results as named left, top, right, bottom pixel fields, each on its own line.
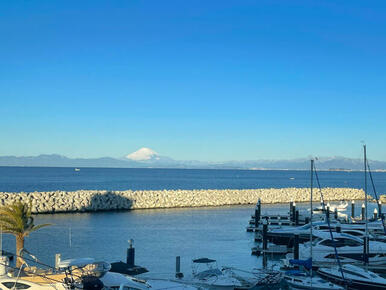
left=318, top=270, right=386, bottom=290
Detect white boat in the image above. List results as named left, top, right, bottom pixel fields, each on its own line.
left=101, top=272, right=201, bottom=290
left=177, top=258, right=259, bottom=290
left=0, top=255, right=73, bottom=290
left=297, top=231, right=386, bottom=270
left=283, top=270, right=343, bottom=289
left=60, top=257, right=200, bottom=290
left=268, top=221, right=386, bottom=246
left=313, top=201, right=348, bottom=213
left=318, top=264, right=386, bottom=289
left=101, top=271, right=150, bottom=290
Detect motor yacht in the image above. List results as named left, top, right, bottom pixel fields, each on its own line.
left=297, top=231, right=386, bottom=270
left=318, top=264, right=386, bottom=289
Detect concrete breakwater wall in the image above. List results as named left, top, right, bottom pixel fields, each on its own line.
left=0, top=188, right=369, bottom=214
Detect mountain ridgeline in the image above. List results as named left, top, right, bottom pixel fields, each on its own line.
left=1, top=148, right=385, bottom=170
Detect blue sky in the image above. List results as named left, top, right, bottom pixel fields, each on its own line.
left=1, top=0, right=386, bottom=161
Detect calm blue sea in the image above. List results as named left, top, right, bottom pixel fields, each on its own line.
left=1, top=166, right=386, bottom=194
left=1, top=167, right=385, bottom=282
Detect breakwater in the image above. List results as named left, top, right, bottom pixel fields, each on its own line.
left=0, top=187, right=371, bottom=214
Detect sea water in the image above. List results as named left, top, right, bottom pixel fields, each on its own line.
left=0, top=167, right=385, bottom=279
left=1, top=166, right=386, bottom=193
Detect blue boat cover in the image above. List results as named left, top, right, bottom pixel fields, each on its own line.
left=289, top=258, right=312, bottom=270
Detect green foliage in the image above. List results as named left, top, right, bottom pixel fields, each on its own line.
left=0, top=202, right=51, bottom=237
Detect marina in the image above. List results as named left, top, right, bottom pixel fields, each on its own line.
left=1, top=164, right=386, bottom=289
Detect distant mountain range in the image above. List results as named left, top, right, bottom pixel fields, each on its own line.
left=1, top=147, right=386, bottom=171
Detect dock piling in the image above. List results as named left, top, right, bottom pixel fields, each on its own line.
left=55, top=254, right=61, bottom=269
left=175, top=256, right=184, bottom=278
left=255, top=199, right=261, bottom=226
left=351, top=200, right=355, bottom=219
left=373, top=208, right=378, bottom=220
left=292, top=203, right=296, bottom=224
left=294, top=234, right=299, bottom=262
left=361, top=203, right=365, bottom=221
left=127, top=239, right=135, bottom=267
left=336, top=222, right=341, bottom=233
left=262, top=219, right=268, bottom=268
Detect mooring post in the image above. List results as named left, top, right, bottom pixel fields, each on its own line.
left=351, top=200, right=355, bottom=219
left=361, top=203, right=365, bottom=221
left=292, top=203, right=296, bottom=224
left=289, top=201, right=294, bottom=222
left=336, top=222, right=341, bottom=233
left=175, top=256, right=184, bottom=278
left=295, top=210, right=299, bottom=226
left=55, top=254, right=61, bottom=269
left=374, top=208, right=378, bottom=220
left=334, top=208, right=338, bottom=220
left=305, top=217, right=310, bottom=224
left=127, top=239, right=135, bottom=268
left=326, top=205, right=330, bottom=220
left=262, top=219, right=268, bottom=268
left=254, top=199, right=261, bottom=226
left=294, top=234, right=299, bottom=263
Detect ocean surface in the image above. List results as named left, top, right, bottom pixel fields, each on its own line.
left=1, top=166, right=386, bottom=194
left=1, top=167, right=385, bottom=283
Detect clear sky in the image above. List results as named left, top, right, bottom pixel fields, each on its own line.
left=1, top=0, right=386, bottom=161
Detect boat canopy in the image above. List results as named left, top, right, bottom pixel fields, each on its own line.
left=192, top=258, right=216, bottom=263
left=289, top=258, right=312, bottom=270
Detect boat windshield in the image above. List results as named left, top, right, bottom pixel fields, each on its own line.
left=194, top=268, right=222, bottom=279
left=312, top=238, right=321, bottom=246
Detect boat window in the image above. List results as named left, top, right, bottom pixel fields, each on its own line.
left=312, top=238, right=321, bottom=246
left=320, top=239, right=344, bottom=248
left=344, top=231, right=362, bottom=237
left=2, top=282, right=31, bottom=289
left=338, top=238, right=361, bottom=247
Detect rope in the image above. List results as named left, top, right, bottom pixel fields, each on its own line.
left=366, top=160, right=386, bottom=235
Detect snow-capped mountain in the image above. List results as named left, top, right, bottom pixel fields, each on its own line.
left=126, top=148, right=160, bottom=161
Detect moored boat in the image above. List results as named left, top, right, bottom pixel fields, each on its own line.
left=317, top=264, right=386, bottom=289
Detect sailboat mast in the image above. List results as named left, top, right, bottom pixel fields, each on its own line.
left=310, top=159, right=314, bottom=281
left=364, top=144, right=369, bottom=265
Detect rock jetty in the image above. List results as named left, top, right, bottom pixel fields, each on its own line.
left=0, top=188, right=370, bottom=214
